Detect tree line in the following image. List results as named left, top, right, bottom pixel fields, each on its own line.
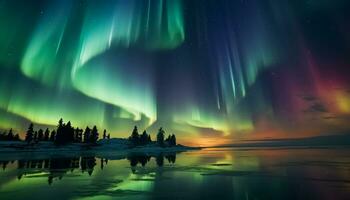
left=0, top=128, right=20, bottom=141
left=129, top=126, right=176, bottom=147
left=3, top=118, right=178, bottom=148
left=25, top=118, right=110, bottom=145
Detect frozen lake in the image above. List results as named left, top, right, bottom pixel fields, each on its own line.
left=0, top=147, right=350, bottom=200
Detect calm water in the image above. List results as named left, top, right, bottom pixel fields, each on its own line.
left=0, top=147, right=350, bottom=200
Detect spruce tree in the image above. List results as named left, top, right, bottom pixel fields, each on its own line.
left=25, top=123, right=34, bottom=144
left=165, top=134, right=171, bottom=145
left=140, top=130, right=149, bottom=145
left=78, top=128, right=83, bottom=143
left=74, top=127, right=79, bottom=142
left=7, top=128, right=14, bottom=140
left=90, top=126, right=99, bottom=143
left=66, top=121, right=74, bottom=143
left=130, top=126, right=139, bottom=145
left=170, top=134, right=176, bottom=146
left=103, top=129, right=107, bottom=139
left=44, top=128, right=50, bottom=141
left=50, top=130, right=56, bottom=142
left=157, top=128, right=165, bottom=146
left=147, top=135, right=152, bottom=143
left=33, top=131, right=38, bottom=142
left=38, top=129, right=44, bottom=141
left=83, top=126, right=91, bottom=143
left=55, top=118, right=64, bottom=144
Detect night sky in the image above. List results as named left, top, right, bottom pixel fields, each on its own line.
left=0, top=0, right=350, bottom=146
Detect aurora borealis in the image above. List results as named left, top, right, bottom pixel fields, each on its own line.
left=1, top=0, right=350, bottom=146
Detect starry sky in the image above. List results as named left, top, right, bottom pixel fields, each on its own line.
left=0, top=0, right=350, bottom=146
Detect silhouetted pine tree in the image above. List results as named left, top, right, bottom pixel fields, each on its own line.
left=33, top=131, right=38, bottom=143
left=130, top=126, right=139, bottom=145
left=162, top=133, right=176, bottom=146
left=38, top=129, right=44, bottom=141
left=78, top=128, right=81, bottom=141
left=103, top=129, right=107, bottom=139
left=140, top=130, right=149, bottom=145
left=90, top=126, right=99, bottom=143
left=66, top=121, right=74, bottom=143
left=78, top=128, right=83, bottom=143
left=157, top=128, right=165, bottom=146
left=74, top=127, right=79, bottom=142
left=55, top=118, right=64, bottom=144
left=74, top=127, right=82, bottom=143
left=83, top=126, right=91, bottom=143
left=170, top=134, right=176, bottom=146
left=25, top=123, right=34, bottom=144
left=50, top=130, right=56, bottom=141
left=44, top=128, right=50, bottom=141
left=7, top=128, right=14, bottom=140
left=147, top=134, right=152, bottom=143
left=165, top=134, right=171, bottom=144
left=107, top=134, right=110, bottom=139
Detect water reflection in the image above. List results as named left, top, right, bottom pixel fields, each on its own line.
left=127, top=153, right=176, bottom=167
left=127, top=153, right=176, bottom=174
left=13, top=156, right=99, bottom=184
left=0, top=153, right=176, bottom=185
left=1, top=148, right=350, bottom=200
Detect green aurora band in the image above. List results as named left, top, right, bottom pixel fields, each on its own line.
left=20, top=0, right=184, bottom=126
left=1, top=0, right=350, bottom=145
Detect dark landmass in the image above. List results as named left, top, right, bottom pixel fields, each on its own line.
left=0, top=119, right=200, bottom=155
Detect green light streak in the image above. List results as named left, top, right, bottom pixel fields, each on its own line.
left=21, top=1, right=71, bottom=88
